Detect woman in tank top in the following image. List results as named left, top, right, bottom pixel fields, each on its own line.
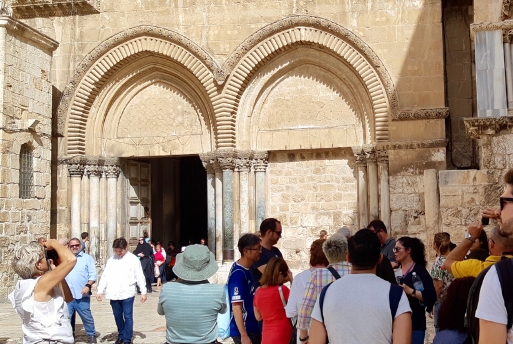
left=9, top=239, right=77, bottom=344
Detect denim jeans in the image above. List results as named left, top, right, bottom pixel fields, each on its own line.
left=411, top=330, right=425, bottom=344
left=110, top=297, right=135, bottom=342
left=68, top=297, right=96, bottom=337
left=231, top=331, right=262, bottom=344
left=434, top=301, right=442, bottom=333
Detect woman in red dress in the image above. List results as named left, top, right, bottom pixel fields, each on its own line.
left=254, top=257, right=294, bottom=344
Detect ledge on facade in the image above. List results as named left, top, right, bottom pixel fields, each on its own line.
left=463, top=116, right=513, bottom=139
left=0, top=15, right=58, bottom=51
left=376, top=139, right=448, bottom=150
left=392, top=108, right=449, bottom=121
left=10, top=0, right=99, bottom=19
left=470, top=19, right=513, bottom=39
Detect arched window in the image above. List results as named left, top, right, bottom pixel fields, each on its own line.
left=19, top=144, right=33, bottom=199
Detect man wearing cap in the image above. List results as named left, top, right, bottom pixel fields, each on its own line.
left=158, top=244, right=226, bottom=344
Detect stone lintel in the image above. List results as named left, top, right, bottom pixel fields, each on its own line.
left=392, top=108, right=450, bottom=121
left=463, top=116, right=513, bottom=139
left=470, top=19, right=513, bottom=39
left=10, top=0, right=100, bottom=19
left=0, top=15, right=58, bottom=51
left=376, top=139, right=448, bottom=151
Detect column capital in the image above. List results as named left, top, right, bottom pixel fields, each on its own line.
left=252, top=151, right=268, bottom=172
left=352, top=147, right=367, bottom=166
left=67, top=163, right=85, bottom=177
left=363, top=145, right=377, bottom=163
left=199, top=152, right=216, bottom=174
left=235, top=150, right=253, bottom=172
left=377, top=149, right=389, bottom=164
left=104, top=165, right=121, bottom=178
left=216, top=149, right=237, bottom=171
left=86, top=164, right=103, bottom=177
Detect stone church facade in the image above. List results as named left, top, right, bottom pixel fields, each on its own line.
left=0, top=0, right=511, bottom=298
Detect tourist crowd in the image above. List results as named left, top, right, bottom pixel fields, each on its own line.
left=7, top=168, right=513, bottom=344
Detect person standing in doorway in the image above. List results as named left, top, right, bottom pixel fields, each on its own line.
left=96, top=238, right=147, bottom=344
left=133, top=237, right=154, bottom=293
left=251, top=218, right=284, bottom=288
left=66, top=238, right=97, bottom=343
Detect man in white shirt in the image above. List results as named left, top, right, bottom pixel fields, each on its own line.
left=96, top=237, right=147, bottom=344
left=309, top=229, right=412, bottom=344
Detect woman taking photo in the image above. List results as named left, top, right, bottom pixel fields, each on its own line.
left=254, top=257, right=294, bottom=344
left=430, top=232, right=454, bottom=332
left=395, top=236, right=437, bottom=344
left=154, top=243, right=166, bottom=286
left=9, top=240, right=77, bottom=344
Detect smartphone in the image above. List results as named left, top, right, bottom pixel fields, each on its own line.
left=396, top=276, right=404, bottom=285
left=481, top=217, right=490, bottom=226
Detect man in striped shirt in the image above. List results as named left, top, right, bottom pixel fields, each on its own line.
left=298, top=233, right=351, bottom=342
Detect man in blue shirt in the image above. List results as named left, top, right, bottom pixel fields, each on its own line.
left=228, top=233, right=262, bottom=344
left=66, top=237, right=97, bottom=343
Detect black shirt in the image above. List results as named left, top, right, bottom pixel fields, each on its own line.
left=250, top=246, right=283, bottom=288
left=403, top=263, right=437, bottom=331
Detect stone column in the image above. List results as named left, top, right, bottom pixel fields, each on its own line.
left=100, top=170, right=107, bottom=264
left=105, top=164, right=120, bottom=258
left=353, top=147, right=368, bottom=228
left=218, top=150, right=236, bottom=261
left=233, top=162, right=241, bottom=261
left=81, top=172, right=90, bottom=234
left=237, top=151, right=252, bottom=236
left=248, top=167, right=256, bottom=232
left=214, top=161, right=223, bottom=262
left=377, top=149, right=391, bottom=232
left=68, top=162, right=85, bottom=239
left=253, top=151, right=268, bottom=229
left=424, top=169, right=440, bottom=254
left=200, top=152, right=216, bottom=255
left=504, top=34, right=513, bottom=109
left=364, top=145, right=379, bottom=221
left=87, top=162, right=102, bottom=262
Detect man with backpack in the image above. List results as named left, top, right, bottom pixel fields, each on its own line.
left=227, top=233, right=262, bottom=344
left=309, top=229, right=412, bottom=344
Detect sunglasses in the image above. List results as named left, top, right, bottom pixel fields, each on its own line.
left=69, top=244, right=81, bottom=248
left=392, top=247, right=404, bottom=253
left=500, top=197, right=513, bottom=210
left=274, top=231, right=282, bottom=237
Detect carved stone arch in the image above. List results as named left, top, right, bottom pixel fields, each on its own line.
left=58, top=25, right=224, bottom=155
left=218, top=15, right=398, bottom=148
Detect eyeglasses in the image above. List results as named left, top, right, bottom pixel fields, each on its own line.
left=69, top=244, right=81, bottom=248
left=500, top=197, right=513, bottom=210
left=274, top=231, right=282, bottom=237
left=392, top=247, right=404, bottom=253
left=247, top=246, right=262, bottom=251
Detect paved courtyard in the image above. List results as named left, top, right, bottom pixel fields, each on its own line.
left=0, top=286, right=435, bottom=344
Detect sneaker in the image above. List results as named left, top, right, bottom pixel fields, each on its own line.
left=89, top=336, right=97, bottom=343
left=115, top=338, right=123, bottom=344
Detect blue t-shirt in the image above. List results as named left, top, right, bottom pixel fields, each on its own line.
left=228, top=262, right=258, bottom=336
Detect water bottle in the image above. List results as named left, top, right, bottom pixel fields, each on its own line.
left=412, top=272, right=424, bottom=306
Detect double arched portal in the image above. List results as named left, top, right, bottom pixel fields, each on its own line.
left=60, top=16, right=397, bottom=262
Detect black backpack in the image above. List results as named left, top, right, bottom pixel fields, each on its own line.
left=318, top=270, right=403, bottom=344
left=465, top=257, right=513, bottom=343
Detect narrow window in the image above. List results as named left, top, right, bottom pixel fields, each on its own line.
left=19, top=144, right=33, bottom=199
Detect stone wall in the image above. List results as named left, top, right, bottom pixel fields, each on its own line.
left=0, top=17, right=57, bottom=300
left=266, top=149, right=358, bottom=271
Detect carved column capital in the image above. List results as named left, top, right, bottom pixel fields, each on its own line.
left=376, top=149, right=389, bottom=165
left=200, top=152, right=216, bottom=174
left=363, top=145, right=377, bottom=163
left=216, top=150, right=237, bottom=171
left=67, top=163, right=85, bottom=177
left=352, top=147, right=367, bottom=166
left=104, top=165, right=121, bottom=178
left=235, top=150, right=253, bottom=172
left=86, top=165, right=103, bottom=177
left=252, top=151, right=268, bottom=172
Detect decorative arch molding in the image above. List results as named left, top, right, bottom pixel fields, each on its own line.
left=216, top=15, right=398, bottom=148
left=58, top=25, right=223, bottom=155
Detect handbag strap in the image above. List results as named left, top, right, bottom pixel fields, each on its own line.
left=278, top=285, right=287, bottom=308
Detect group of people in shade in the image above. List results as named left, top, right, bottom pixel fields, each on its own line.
left=7, top=168, right=513, bottom=344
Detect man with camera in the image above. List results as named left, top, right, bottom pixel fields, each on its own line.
left=65, top=237, right=98, bottom=343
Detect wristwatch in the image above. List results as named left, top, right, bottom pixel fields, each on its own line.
left=411, top=288, right=416, bottom=297
left=465, top=233, right=476, bottom=244
left=300, top=336, right=309, bottom=342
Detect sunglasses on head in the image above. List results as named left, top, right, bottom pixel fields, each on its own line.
left=501, top=197, right=513, bottom=210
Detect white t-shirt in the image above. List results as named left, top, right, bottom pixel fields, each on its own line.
left=311, top=273, right=411, bottom=344
left=476, top=265, right=513, bottom=344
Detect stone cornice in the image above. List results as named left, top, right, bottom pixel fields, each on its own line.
left=392, top=108, right=449, bottom=121
left=0, top=15, right=58, bottom=51
left=376, top=139, right=448, bottom=150
left=463, top=116, right=513, bottom=139
left=470, top=20, right=513, bottom=39
left=10, top=0, right=100, bottom=19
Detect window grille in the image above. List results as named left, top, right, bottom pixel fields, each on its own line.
left=19, top=144, right=33, bottom=199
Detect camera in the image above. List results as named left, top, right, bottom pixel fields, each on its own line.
left=396, top=276, right=404, bottom=285
left=481, top=217, right=490, bottom=226
left=46, top=249, right=59, bottom=262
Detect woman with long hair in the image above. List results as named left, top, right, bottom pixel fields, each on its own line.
left=254, top=257, right=294, bottom=344
left=430, top=232, right=455, bottom=332
left=466, top=230, right=489, bottom=261
left=155, top=243, right=166, bottom=286
left=9, top=240, right=77, bottom=343
left=433, top=277, right=475, bottom=343
left=395, top=236, right=437, bottom=344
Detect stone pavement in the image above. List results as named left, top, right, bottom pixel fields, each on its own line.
left=0, top=285, right=435, bottom=344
